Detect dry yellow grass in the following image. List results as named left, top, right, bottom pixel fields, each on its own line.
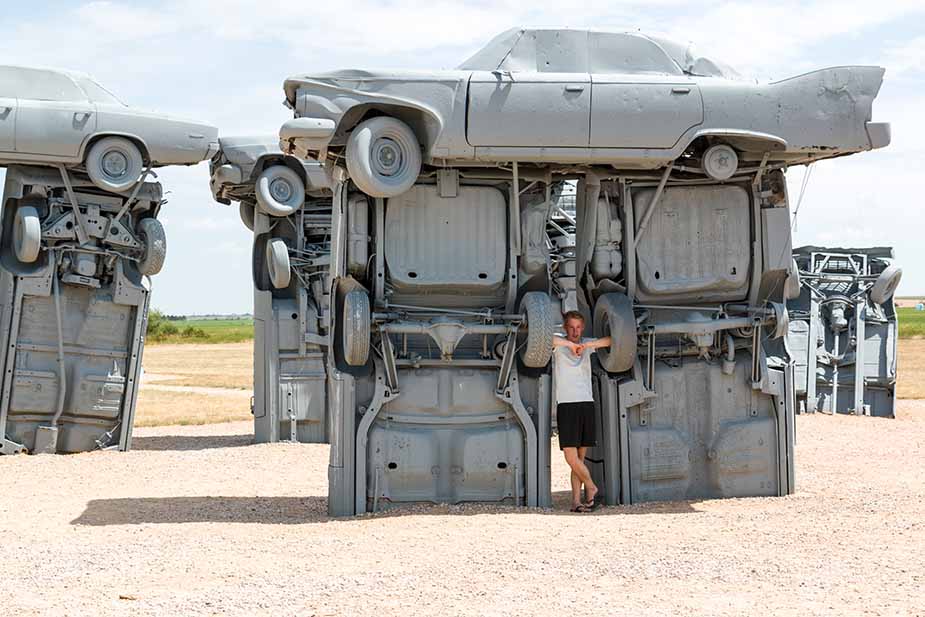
left=141, top=342, right=253, bottom=390
left=897, top=338, right=925, bottom=399
left=134, top=389, right=252, bottom=427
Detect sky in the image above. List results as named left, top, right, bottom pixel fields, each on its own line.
left=0, top=0, right=922, bottom=314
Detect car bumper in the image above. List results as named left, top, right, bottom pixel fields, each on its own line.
left=279, top=117, right=336, bottom=156
left=866, top=122, right=891, bottom=150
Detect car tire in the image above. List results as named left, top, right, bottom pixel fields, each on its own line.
left=519, top=292, right=555, bottom=368
left=136, top=218, right=167, bottom=276
left=341, top=288, right=371, bottom=367
left=266, top=238, right=291, bottom=289
left=13, top=206, right=41, bottom=263
left=86, top=137, right=145, bottom=193
left=594, top=293, right=637, bottom=374
left=870, top=264, right=902, bottom=305
left=255, top=165, right=305, bottom=217
left=239, top=202, right=255, bottom=231
left=346, top=117, right=421, bottom=198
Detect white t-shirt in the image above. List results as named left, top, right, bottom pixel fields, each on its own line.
left=553, top=336, right=596, bottom=403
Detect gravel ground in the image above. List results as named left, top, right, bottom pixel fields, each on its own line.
left=2, top=405, right=924, bottom=616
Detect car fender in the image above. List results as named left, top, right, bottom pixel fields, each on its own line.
left=683, top=128, right=788, bottom=153
left=288, top=76, right=462, bottom=158
left=78, top=131, right=151, bottom=165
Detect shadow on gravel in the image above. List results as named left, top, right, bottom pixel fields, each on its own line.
left=72, top=496, right=329, bottom=525
left=131, top=434, right=253, bottom=451
left=71, top=492, right=699, bottom=526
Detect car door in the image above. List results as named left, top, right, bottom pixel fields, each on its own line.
left=0, top=97, right=14, bottom=153
left=14, top=68, right=96, bottom=158
left=466, top=29, right=591, bottom=148
left=0, top=67, right=20, bottom=153
left=588, top=33, right=703, bottom=149
left=467, top=71, right=591, bottom=147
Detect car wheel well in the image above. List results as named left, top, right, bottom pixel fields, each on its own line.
left=83, top=134, right=150, bottom=167
left=254, top=155, right=307, bottom=185
left=340, top=104, right=433, bottom=153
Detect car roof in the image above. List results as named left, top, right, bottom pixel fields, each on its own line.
left=0, top=64, right=93, bottom=81
left=457, top=27, right=740, bottom=78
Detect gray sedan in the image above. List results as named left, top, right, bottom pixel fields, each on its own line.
left=0, top=65, right=218, bottom=193
left=280, top=28, right=890, bottom=198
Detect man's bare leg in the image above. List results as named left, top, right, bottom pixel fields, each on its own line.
left=563, top=447, right=597, bottom=508
left=577, top=446, right=597, bottom=504
left=570, top=470, right=582, bottom=508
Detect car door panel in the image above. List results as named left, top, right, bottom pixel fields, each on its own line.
left=591, top=75, right=703, bottom=148
left=467, top=72, right=590, bottom=147
left=16, top=100, right=96, bottom=158
left=0, top=97, right=15, bottom=152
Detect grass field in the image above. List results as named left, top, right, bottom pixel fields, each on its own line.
left=147, top=317, right=254, bottom=345
left=898, top=307, right=925, bottom=338
left=135, top=342, right=253, bottom=427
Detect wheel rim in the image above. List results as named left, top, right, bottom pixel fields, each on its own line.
left=371, top=137, right=403, bottom=177
left=102, top=150, right=129, bottom=179
left=269, top=177, right=293, bottom=203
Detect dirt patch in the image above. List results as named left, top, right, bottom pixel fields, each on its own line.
left=2, top=405, right=924, bottom=616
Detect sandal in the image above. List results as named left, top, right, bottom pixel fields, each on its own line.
left=569, top=504, right=592, bottom=513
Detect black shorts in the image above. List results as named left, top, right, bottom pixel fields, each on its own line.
left=556, top=401, right=597, bottom=449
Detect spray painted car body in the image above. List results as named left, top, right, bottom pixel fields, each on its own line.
left=280, top=27, right=889, bottom=174
left=0, top=165, right=163, bottom=455
left=0, top=65, right=218, bottom=192
left=210, top=137, right=333, bottom=443
left=786, top=246, right=900, bottom=417
left=285, top=31, right=891, bottom=514
left=322, top=171, right=561, bottom=515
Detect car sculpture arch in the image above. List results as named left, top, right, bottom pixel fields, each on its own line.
left=279, top=28, right=890, bottom=514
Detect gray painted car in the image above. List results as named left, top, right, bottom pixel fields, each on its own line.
left=280, top=28, right=889, bottom=198
left=288, top=30, right=896, bottom=514
left=210, top=137, right=333, bottom=443
left=0, top=165, right=163, bottom=455
left=0, top=65, right=218, bottom=193
left=786, top=246, right=900, bottom=417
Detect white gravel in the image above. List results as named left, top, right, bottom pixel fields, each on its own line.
left=2, top=405, right=924, bottom=616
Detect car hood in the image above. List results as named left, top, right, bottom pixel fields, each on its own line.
left=283, top=69, right=470, bottom=105
left=100, top=103, right=218, bottom=138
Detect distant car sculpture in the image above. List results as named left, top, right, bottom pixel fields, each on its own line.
left=281, top=28, right=890, bottom=514
left=786, top=246, right=901, bottom=417
left=210, top=137, right=333, bottom=443
left=281, top=28, right=889, bottom=198
left=0, top=65, right=218, bottom=193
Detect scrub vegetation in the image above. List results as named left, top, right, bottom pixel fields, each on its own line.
left=898, top=307, right=925, bottom=339
left=146, top=310, right=254, bottom=344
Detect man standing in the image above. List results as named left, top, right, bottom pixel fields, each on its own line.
left=552, top=310, right=611, bottom=512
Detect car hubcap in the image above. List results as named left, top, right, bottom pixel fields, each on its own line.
left=102, top=150, right=129, bottom=179
left=269, top=178, right=293, bottom=203
left=372, top=138, right=402, bottom=176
